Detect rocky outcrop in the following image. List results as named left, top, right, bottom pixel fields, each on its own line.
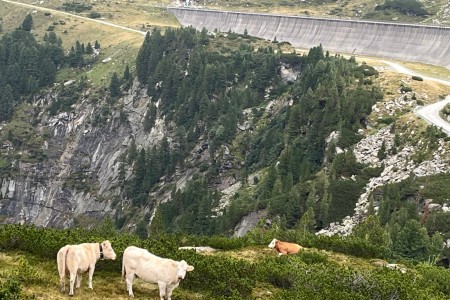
left=317, top=124, right=449, bottom=236
left=0, top=80, right=167, bottom=228
left=233, top=210, right=268, bottom=237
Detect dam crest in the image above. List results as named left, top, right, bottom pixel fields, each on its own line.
left=168, top=7, right=450, bottom=70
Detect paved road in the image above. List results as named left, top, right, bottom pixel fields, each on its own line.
left=0, top=0, right=148, bottom=35
left=382, top=61, right=450, bottom=135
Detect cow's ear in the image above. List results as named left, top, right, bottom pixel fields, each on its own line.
left=187, top=265, right=194, bottom=272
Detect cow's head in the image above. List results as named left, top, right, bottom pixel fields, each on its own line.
left=268, top=238, right=278, bottom=249
left=177, top=260, right=194, bottom=280
left=101, top=240, right=117, bottom=260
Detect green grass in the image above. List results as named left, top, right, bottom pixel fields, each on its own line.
left=0, top=245, right=379, bottom=299
left=0, top=251, right=205, bottom=299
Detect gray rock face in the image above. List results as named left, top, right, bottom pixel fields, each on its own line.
left=233, top=210, right=268, bottom=237
left=169, top=8, right=450, bottom=69
left=0, top=80, right=166, bottom=228
left=317, top=124, right=449, bottom=237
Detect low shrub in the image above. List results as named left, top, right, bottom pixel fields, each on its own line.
left=0, top=279, right=21, bottom=300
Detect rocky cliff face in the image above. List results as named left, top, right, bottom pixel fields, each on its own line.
left=0, top=74, right=449, bottom=236
left=0, top=80, right=168, bottom=228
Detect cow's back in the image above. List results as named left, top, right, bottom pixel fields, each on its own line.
left=277, top=241, right=302, bottom=254
left=123, top=246, right=178, bottom=285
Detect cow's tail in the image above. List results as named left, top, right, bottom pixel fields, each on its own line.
left=121, top=255, right=126, bottom=280
left=57, top=245, right=69, bottom=291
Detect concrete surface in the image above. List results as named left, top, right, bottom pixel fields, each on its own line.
left=168, top=7, right=450, bottom=70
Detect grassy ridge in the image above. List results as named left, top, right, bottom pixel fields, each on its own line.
left=1, top=224, right=450, bottom=299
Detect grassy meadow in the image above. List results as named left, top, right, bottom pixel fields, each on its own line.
left=1, top=224, right=450, bottom=300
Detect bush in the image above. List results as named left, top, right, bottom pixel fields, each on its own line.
left=0, top=279, right=21, bottom=300
left=400, top=85, right=412, bottom=93
left=89, top=12, right=102, bottom=19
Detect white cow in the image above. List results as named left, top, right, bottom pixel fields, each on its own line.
left=57, top=240, right=117, bottom=296
left=122, top=246, right=194, bottom=300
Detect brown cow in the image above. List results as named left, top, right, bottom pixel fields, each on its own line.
left=268, top=238, right=303, bottom=256
left=57, top=240, right=117, bottom=296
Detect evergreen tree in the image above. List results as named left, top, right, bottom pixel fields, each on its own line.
left=393, top=219, right=430, bottom=261
left=21, top=14, right=33, bottom=31
left=39, top=58, right=56, bottom=86
left=132, top=149, right=147, bottom=202
left=149, top=208, right=166, bottom=236
left=128, top=139, right=138, bottom=163
left=109, top=71, right=121, bottom=98
left=26, top=75, right=39, bottom=95
left=123, top=64, right=131, bottom=82
left=94, top=40, right=100, bottom=49
left=85, top=42, right=93, bottom=54
left=143, top=103, right=157, bottom=132
left=135, top=220, right=148, bottom=239
left=297, top=207, right=316, bottom=239
left=377, top=140, right=387, bottom=160
left=428, top=232, right=444, bottom=264
left=199, top=27, right=209, bottom=46
left=0, top=84, right=14, bottom=121
left=352, top=215, right=389, bottom=253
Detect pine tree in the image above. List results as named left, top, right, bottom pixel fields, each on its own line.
left=352, top=215, right=388, bottom=251
left=0, top=84, right=14, bottom=121
left=39, top=58, right=56, bottom=86
left=377, top=140, right=387, bottom=160
left=429, top=232, right=444, bottom=264
left=21, top=14, right=33, bottom=31
left=123, top=64, right=131, bottom=82
left=26, top=75, right=39, bottom=95
left=85, top=42, right=93, bottom=54
left=128, top=139, right=138, bottom=163
left=132, top=149, right=147, bottom=199
left=149, top=208, right=166, bottom=237
left=393, top=219, right=430, bottom=260
left=143, top=103, right=157, bottom=132
left=109, top=72, right=120, bottom=98
left=297, top=207, right=316, bottom=239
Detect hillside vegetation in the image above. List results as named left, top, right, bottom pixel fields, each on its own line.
left=1, top=224, right=450, bottom=299
left=0, top=2, right=450, bottom=299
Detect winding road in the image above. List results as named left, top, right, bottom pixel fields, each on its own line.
left=382, top=61, right=450, bottom=135
left=1, top=0, right=450, bottom=135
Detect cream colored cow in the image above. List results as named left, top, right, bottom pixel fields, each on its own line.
left=122, top=246, right=194, bottom=300
left=57, top=240, right=117, bottom=296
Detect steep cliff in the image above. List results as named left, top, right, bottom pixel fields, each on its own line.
left=0, top=80, right=165, bottom=228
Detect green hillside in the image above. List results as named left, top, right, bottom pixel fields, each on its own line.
left=0, top=2, right=450, bottom=299
left=1, top=224, right=450, bottom=299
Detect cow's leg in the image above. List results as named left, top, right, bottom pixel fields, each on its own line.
left=158, top=282, right=167, bottom=300
left=60, top=273, right=65, bottom=292
left=69, top=272, right=76, bottom=296
left=76, top=273, right=82, bottom=288
left=88, top=264, right=95, bottom=289
left=166, top=283, right=179, bottom=300
left=125, top=272, right=135, bottom=297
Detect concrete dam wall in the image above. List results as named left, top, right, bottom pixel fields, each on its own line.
left=168, top=7, right=450, bottom=70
